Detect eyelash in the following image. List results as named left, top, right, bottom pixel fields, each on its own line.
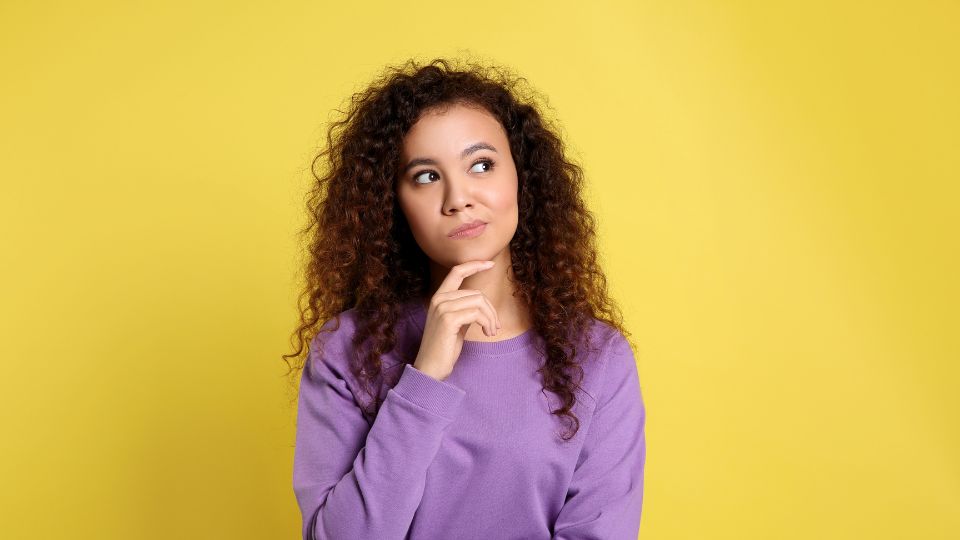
left=412, top=158, right=496, bottom=185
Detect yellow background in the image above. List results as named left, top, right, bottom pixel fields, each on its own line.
left=2, top=1, right=957, bottom=538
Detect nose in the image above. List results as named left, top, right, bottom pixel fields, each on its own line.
left=442, top=173, right=473, bottom=215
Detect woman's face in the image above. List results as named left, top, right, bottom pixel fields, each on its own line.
left=396, top=103, right=519, bottom=269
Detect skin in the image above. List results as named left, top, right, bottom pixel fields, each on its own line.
left=396, top=102, right=533, bottom=343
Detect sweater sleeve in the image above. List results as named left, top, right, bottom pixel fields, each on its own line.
left=292, top=332, right=466, bottom=540
left=552, top=331, right=647, bottom=540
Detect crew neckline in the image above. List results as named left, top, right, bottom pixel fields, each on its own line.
left=405, top=298, right=538, bottom=357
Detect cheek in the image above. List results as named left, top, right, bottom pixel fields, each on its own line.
left=399, top=196, right=435, bottom=239
left=489, top=183, right=519, bottom=214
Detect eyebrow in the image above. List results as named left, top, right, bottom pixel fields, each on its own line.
left=401, top=142, right=499, bottom=174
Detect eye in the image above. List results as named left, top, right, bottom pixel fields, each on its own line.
left=470, top=158, right=496, bottom=173
left=411, top=158, right=495, bottom=186
left=413, top=170, right=439, bottom=185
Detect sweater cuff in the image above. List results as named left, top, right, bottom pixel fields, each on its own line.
left=390, top=363, right=466, bottom=421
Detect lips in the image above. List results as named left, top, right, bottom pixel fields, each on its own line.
left=448, top=219, right=488, bottom=237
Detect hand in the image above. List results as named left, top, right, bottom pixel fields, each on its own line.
left=412, top=260, right=502, bottom=381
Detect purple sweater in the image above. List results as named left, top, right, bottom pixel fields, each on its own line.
left=292, top=299, right=646, bottom=539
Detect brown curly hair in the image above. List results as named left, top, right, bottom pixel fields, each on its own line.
left=282, top=56, right=632, bottom=441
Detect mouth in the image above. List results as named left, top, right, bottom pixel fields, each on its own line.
left=447, top=219, right=487, bottom=238
left=448, top=219, right=488, bottom=238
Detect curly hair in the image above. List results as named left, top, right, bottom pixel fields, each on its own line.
left=282, top=56, right=631, bottom=441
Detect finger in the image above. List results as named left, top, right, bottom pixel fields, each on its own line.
left=435, top=260, right=495, bottom=296
left=441, top=293, right=498, bottom=336
left=478, top=292, right=500, bottom=330
left=430, top=288, right=483, bottom=305
left=439, top=293, right=499, bottom=336
left=444, top=307, right=497, bottom=338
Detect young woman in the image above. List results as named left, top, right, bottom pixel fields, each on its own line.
left=286, top=57, right=646, bottom=540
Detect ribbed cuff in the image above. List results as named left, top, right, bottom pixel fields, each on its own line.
left=390, top=364, right=466, bottom=421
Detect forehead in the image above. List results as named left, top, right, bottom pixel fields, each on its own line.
left=402, top=104, right=507, bottom=155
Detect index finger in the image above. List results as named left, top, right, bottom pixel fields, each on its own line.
left=435, top=260, right=496, bottom=295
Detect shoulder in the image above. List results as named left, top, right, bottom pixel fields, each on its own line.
left=580, top=317, right=632, bottom=364
left=306, top=307, right=363, bottom=379
left=306, top=305, right=416, bottom=380
left=594, top=324, right=642, bottom=413
left=578, top=318, right=639, bottom=407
